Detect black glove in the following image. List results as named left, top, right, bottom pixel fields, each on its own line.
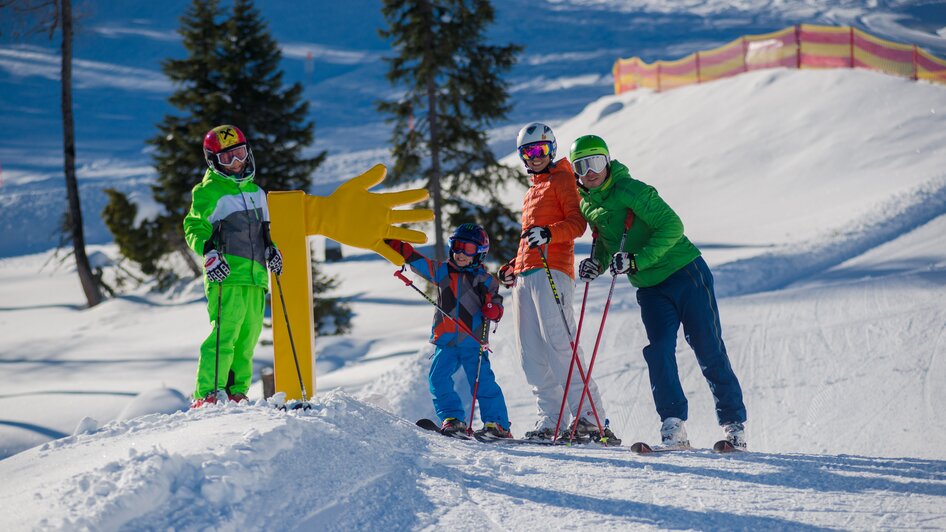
left=204, top=250, right=230, bottom=282
left=522, top=226, right=551, bottom=248
left=578, top=258, right=602, bottom=282
left=497, top=260, right=516, bottom=288
left=265, top=246, right=283, bottom=275
left=610, top=252, right=638, bottom=275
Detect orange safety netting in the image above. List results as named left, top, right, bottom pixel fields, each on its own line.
left=613, top=23, right=946, bottom=94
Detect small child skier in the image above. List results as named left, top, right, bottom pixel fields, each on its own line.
left=387, top=224, right=512, bottom=437
left=184, top=125, right=283, bottom=408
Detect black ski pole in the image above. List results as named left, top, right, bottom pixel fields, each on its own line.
left=466, top=317, right=490, bottom=436
left=213, top=280, right=223, bottom=402
left=274, top=272, right=311, bottom=410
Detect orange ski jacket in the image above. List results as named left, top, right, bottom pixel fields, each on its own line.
left=511, top=158, right=587, bottom=279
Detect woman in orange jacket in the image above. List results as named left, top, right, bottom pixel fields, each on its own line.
left=498, top=122, right=613, bottom=441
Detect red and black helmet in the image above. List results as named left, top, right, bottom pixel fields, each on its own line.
left=203, top=125, right=255, bottom=182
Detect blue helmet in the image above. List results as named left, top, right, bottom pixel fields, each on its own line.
left=449, top=223, right=489, bottom=265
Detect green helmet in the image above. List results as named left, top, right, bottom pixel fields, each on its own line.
left=570, top=135, right=609, bottom=162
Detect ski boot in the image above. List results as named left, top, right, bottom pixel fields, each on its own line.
left=722, top=421, right=746, bottom=450
left=659, top=417, right=690, bottom=450
left=475, top=422, right=513, bottom=439
left=441, top=418, right=468, bottom=435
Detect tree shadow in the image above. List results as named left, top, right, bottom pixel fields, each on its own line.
left=0, top=420, right=67, bottom=439
left=501, top=446, right=946, bottom=498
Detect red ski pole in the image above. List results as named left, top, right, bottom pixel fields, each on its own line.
left=569, top=211, right=634, bottom=442
left=552, top=231, right=597, bottom=443
left=537, top=245, right=603, bottom=435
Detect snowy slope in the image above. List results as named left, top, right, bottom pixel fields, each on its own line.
left=1, top=393, right=944, bottom=530
left=2, top=64, right=946, bottom=528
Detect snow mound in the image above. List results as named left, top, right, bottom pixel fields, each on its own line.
left=1, top=392, right=434, bottom=530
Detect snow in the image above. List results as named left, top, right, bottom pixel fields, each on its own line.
left=3, top=1, right=946, bottom=528
left=2, top=63, right=946, bottom=528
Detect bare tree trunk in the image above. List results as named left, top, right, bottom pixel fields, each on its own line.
left=60, top=0, right=102, bottom=307
left=178, top=238, right=201, bottom=277
left=423, top=0, right=444, bottom=262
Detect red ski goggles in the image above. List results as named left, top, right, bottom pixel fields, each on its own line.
left=518, top=142, right=551, bottom=161
left=217, top=145, right=249, bottom=166
left=451, top=240, right=480, bottom=257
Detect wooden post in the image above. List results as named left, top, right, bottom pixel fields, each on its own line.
left=742, top=37, right=748, bottom=72
left=849, top=27, right=855, bottom=68
left=795, top=24, right=802, bottom=69
left=261, top=367, right=275, bottom=399
left=657, top=63, right=662, bottom=92
left=913, top=45, right=919, bottom=81
left=696, top=51, right=702, bottom=83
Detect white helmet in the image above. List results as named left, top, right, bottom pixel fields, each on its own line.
left=516, top=122, right=557, bottom=160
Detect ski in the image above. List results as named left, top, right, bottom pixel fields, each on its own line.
left=712, top=440, right=745, bottom=453
left=472, top=433, right=594, bottom=446
left=415, top=418, right=473, bottom=440
left=628, top=441, right=692, bottom=454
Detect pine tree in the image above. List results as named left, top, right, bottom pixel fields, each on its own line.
left=104, top=0, right=324, bottom=277
left=378, top=0, right=522, bottom=261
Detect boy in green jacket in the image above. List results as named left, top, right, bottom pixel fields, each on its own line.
left=571, top=134, right=747, bottom=450
left=184, top=125, right=282, bottom=408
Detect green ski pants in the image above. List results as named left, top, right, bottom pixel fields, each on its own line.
left=195, top=283, right=265, bottom=398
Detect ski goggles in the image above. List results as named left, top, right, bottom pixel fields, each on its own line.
left=518, top=142, right=551, bottom=161
left=451, top=240, right=480, bottom=257
left=216, top=144, right=249, bottom=166
left=573, top=154, right=609, bottom=178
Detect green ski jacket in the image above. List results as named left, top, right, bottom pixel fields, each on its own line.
left=578, top=160, right=700, bottom=288
left=183, top=169, right=271, bottom=290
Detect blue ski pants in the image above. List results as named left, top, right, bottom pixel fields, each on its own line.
left=429, top=344, right=510, bottom=429
left=635, top=257, right=746, bottom=425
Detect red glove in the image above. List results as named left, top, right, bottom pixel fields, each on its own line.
left=482, top=300, right=503, bottom=321
left=386, top=239, right=414, bottom=259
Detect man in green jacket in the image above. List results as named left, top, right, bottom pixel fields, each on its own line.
left=571, top=134, right=747, bottom=450
left=184, top=125, right=282, bottom=408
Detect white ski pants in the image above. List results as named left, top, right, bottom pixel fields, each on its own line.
left=513, top=268, right=606, bottom=429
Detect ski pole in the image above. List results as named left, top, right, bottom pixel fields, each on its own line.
left=466, top=312, right=491, bottom=435
left=274, top=272, right=311, bottom=410
left=536, top=245, right=603, bottom=433
left=569, top=211, right=634, bottom=441
left=393, top=267, right=492, bottom=353
left=213, top=280, right=224, bottom=402
left=552, top=231, right=597, bottom=443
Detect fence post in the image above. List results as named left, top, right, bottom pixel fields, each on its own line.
left=742, top=37, right=748, bottom=72
left=696, top=52, right=702, bottom=83
left=913, top=45, right=919, bottom=81
left=849, top=27, right=855, bottom=68
left=795, top=24, right=802, bottom=69
left=657, top=63, right=662, bottom=92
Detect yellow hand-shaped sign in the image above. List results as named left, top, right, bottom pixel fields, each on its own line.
left=305, top=164, right=433, bottom=265
left=267, top=163, right=433, bottom=402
